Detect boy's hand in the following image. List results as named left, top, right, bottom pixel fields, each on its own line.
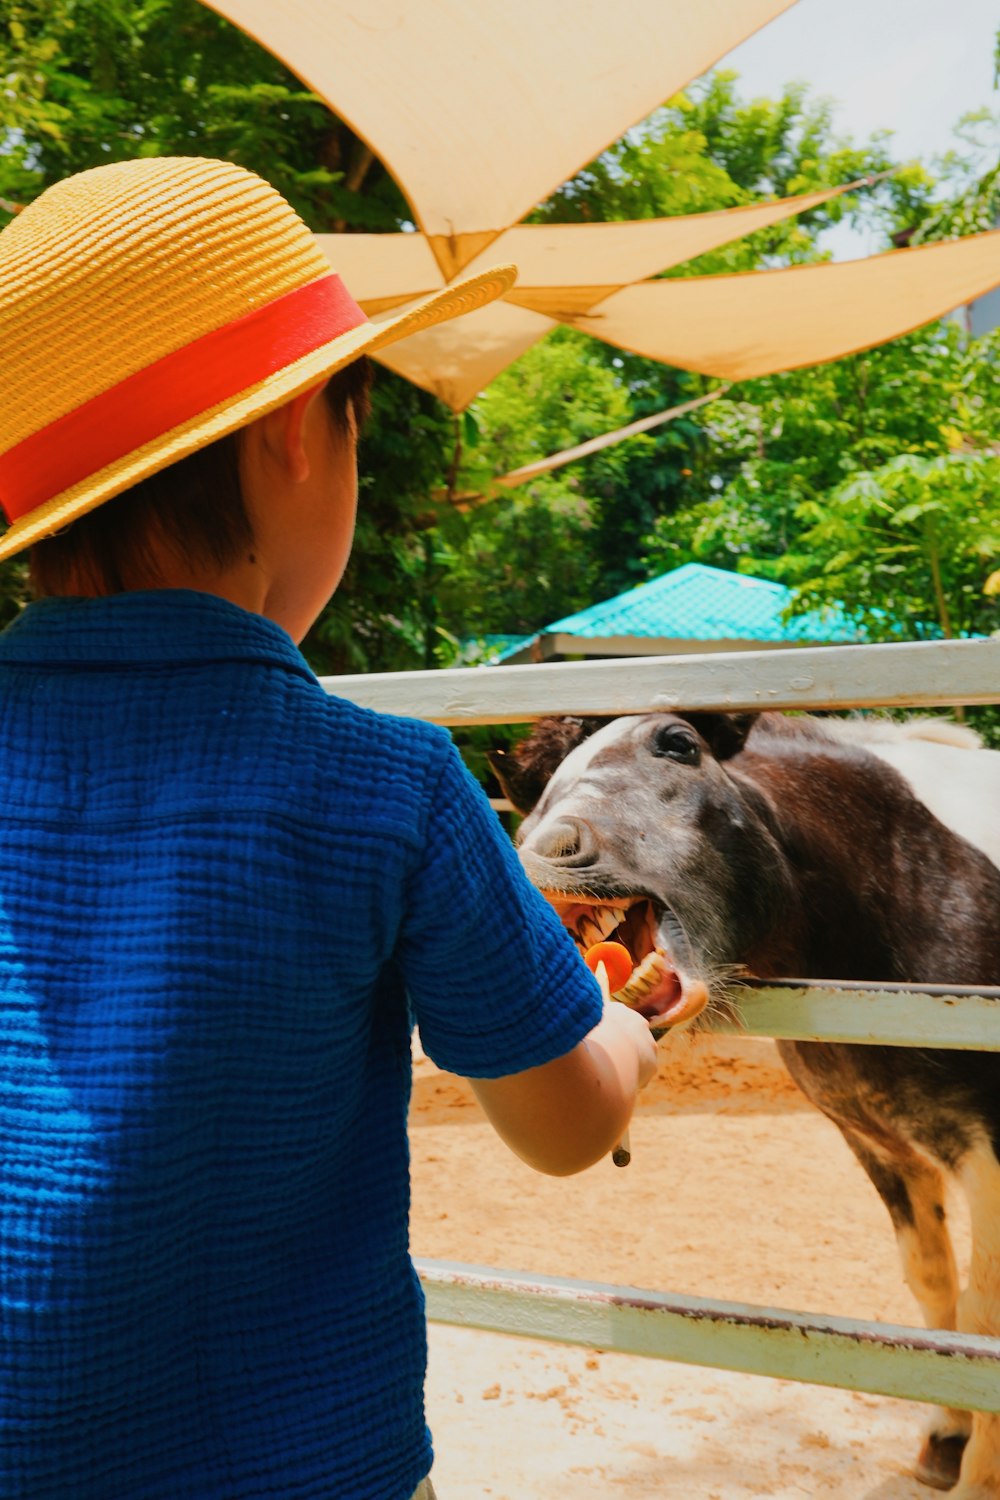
left=592, top=956, right=658, bottom=1092
left=599, top=992, right=659, bottom=1092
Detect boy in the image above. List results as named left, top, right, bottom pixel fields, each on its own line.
left=0, top=156, right=656, bottom=1499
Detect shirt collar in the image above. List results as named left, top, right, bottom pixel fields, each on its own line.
left=0, top=590, right=318, bottom=681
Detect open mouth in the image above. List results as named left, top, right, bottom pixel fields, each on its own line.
left=543, top=893, right=710, bottom=1030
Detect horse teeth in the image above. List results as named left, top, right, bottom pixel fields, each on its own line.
left=616, top=974, right=650, bottom=1002
left=577, top=905, right=628, bottom=948
left=587, top=907, right=613, bottom=941
left=614, top=951, right=666, bottom=1003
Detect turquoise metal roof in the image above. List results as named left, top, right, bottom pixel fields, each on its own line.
left=541, top=562, right=862, bottom=644
left=456, top=633, right=534, bottom=666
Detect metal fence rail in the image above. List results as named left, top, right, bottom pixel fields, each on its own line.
left=321, top=636, right=1000, bottom=725
left=722, top=980, right=1000, bottom=1050
left=327, top=646, right=1000, bottom=1404
left=416, top=1261, right=1000, bottom=1413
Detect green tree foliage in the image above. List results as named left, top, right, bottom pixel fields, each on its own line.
left=642, top=323, right=998, bottom=569
left=910, top=108, right=1000, bottom=243
left=3, top=2, right=994, bottom=687
left=431, top=329, right=633, bottom=652
left=438, top=74, right=923, bottom=648
left=0, top=0, right=450, bottom=673
left=641, top=51, right=1000, bottom=664
left=0, top=0, right=407, bottom=228
left=770, top=452, right=1000, bottom=642
left=534, top=73, right=929, bottom=269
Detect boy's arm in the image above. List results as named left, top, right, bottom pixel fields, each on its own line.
left=401, top=737, right=655, bottom=1170
left=469, top=995, right=657, bottom=1176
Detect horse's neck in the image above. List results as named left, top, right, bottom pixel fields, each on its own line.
left=735, top=745, right=1000, bottom=985
left=860, top=736, right=1000, bottom=874
left=731, top=756, right=888, bottom=981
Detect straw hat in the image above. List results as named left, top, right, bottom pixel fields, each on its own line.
left=0, top=155, right=516, bottom=563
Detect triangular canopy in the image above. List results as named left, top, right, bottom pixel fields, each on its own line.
left=205, top=0, right=799, bottom=273
left=317, top=182, right=876, bottom=407
left=365, top=228, right=1000, bottom=410
left=317, top=184, right=861, bottom=312
left=203, top=0, right=1000, bottom=409
left=565, top=229, right=1000, bottom=381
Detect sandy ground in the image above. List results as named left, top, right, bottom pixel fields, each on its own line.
left=409, top=1032, right=972, bottom=1498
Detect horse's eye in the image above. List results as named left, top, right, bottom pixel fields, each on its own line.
left=651, top=725, right=701, bottom=765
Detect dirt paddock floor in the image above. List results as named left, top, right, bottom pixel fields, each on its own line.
left=409, top=1032, right=972, bottom=1498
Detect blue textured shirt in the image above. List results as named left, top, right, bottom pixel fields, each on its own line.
left=0, top=591, right=602, bottom=1499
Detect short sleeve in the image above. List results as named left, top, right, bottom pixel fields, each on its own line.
left=399, top=741, right=603, bottom=1078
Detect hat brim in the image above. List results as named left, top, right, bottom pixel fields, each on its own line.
left=0, top=262, right=517, bottom=563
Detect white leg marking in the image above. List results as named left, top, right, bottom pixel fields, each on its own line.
left=951, top=1141, right=1000, bottom=1497
left=892, top=1164, right=972, bottom=1463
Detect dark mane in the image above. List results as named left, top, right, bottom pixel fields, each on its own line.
left=746, top=711, right=984, bottom=753
left=745, top=712, right=834, bottom=743
left=488, top=716, right=609, bottom=814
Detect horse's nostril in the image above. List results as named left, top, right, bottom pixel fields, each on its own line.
left=530, top=816, right=595, bottom=864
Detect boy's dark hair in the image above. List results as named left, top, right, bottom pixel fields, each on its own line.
left=29, top=357, right=373, bottom=598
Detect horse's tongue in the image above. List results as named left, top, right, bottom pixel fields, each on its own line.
left=614, top=950, right=708, bottom=1029
left=651, top=974, right=710, bottom=1030
left=613, top=950, right=680, bottom=1014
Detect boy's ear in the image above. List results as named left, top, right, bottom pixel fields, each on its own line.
left=281, top=385, right=326, bottom=483
left=248, top=384, right=326, bottom=484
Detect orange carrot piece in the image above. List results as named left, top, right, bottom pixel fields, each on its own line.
left=583, top=941, right=633, bottom=994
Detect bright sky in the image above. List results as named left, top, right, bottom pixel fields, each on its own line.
left=721, top=0, right=998, bottom=257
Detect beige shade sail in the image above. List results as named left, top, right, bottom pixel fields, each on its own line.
left=317, top=232, right=445, bottom=312
left=316, top=179, right=866, bottom=318
left=204, top=2, right=1000, bottom=413
left=465, top=182, right=867, bottom=311
left=372, top=300, right=556, bottom=413
left=366, top=230, right=1000, bottom=409
left=316, top=180, right=880, bottom=406
left=491, top=389, right=728, bottom=491
left=563, top=229, right=1000, bottom=379
left=446, top=388, right=727, bottom=509
left=204, top=0, right=799, bottom=274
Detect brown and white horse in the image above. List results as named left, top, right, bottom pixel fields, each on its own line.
left=490, top=711, right=1000, bottom=1497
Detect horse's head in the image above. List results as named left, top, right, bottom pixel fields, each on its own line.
left=489, top=712, right=795, bottom=1029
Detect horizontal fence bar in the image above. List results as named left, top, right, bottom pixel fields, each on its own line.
left=321, top=637, right=1000, bottom=725
left=417, top=1259, right=1000, bottom=1413
left=716, top=980, right=1000, bottom=1051
left=514, top=632, right=823, bottom=663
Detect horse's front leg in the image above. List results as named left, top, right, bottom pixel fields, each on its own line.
left=949, top=1142, right=1000, bottom=1499
left=836, top=1127, right=969, bottom=1491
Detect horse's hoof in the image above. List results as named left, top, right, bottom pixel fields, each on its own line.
left=915, top=1432, right=969, bottom=1490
